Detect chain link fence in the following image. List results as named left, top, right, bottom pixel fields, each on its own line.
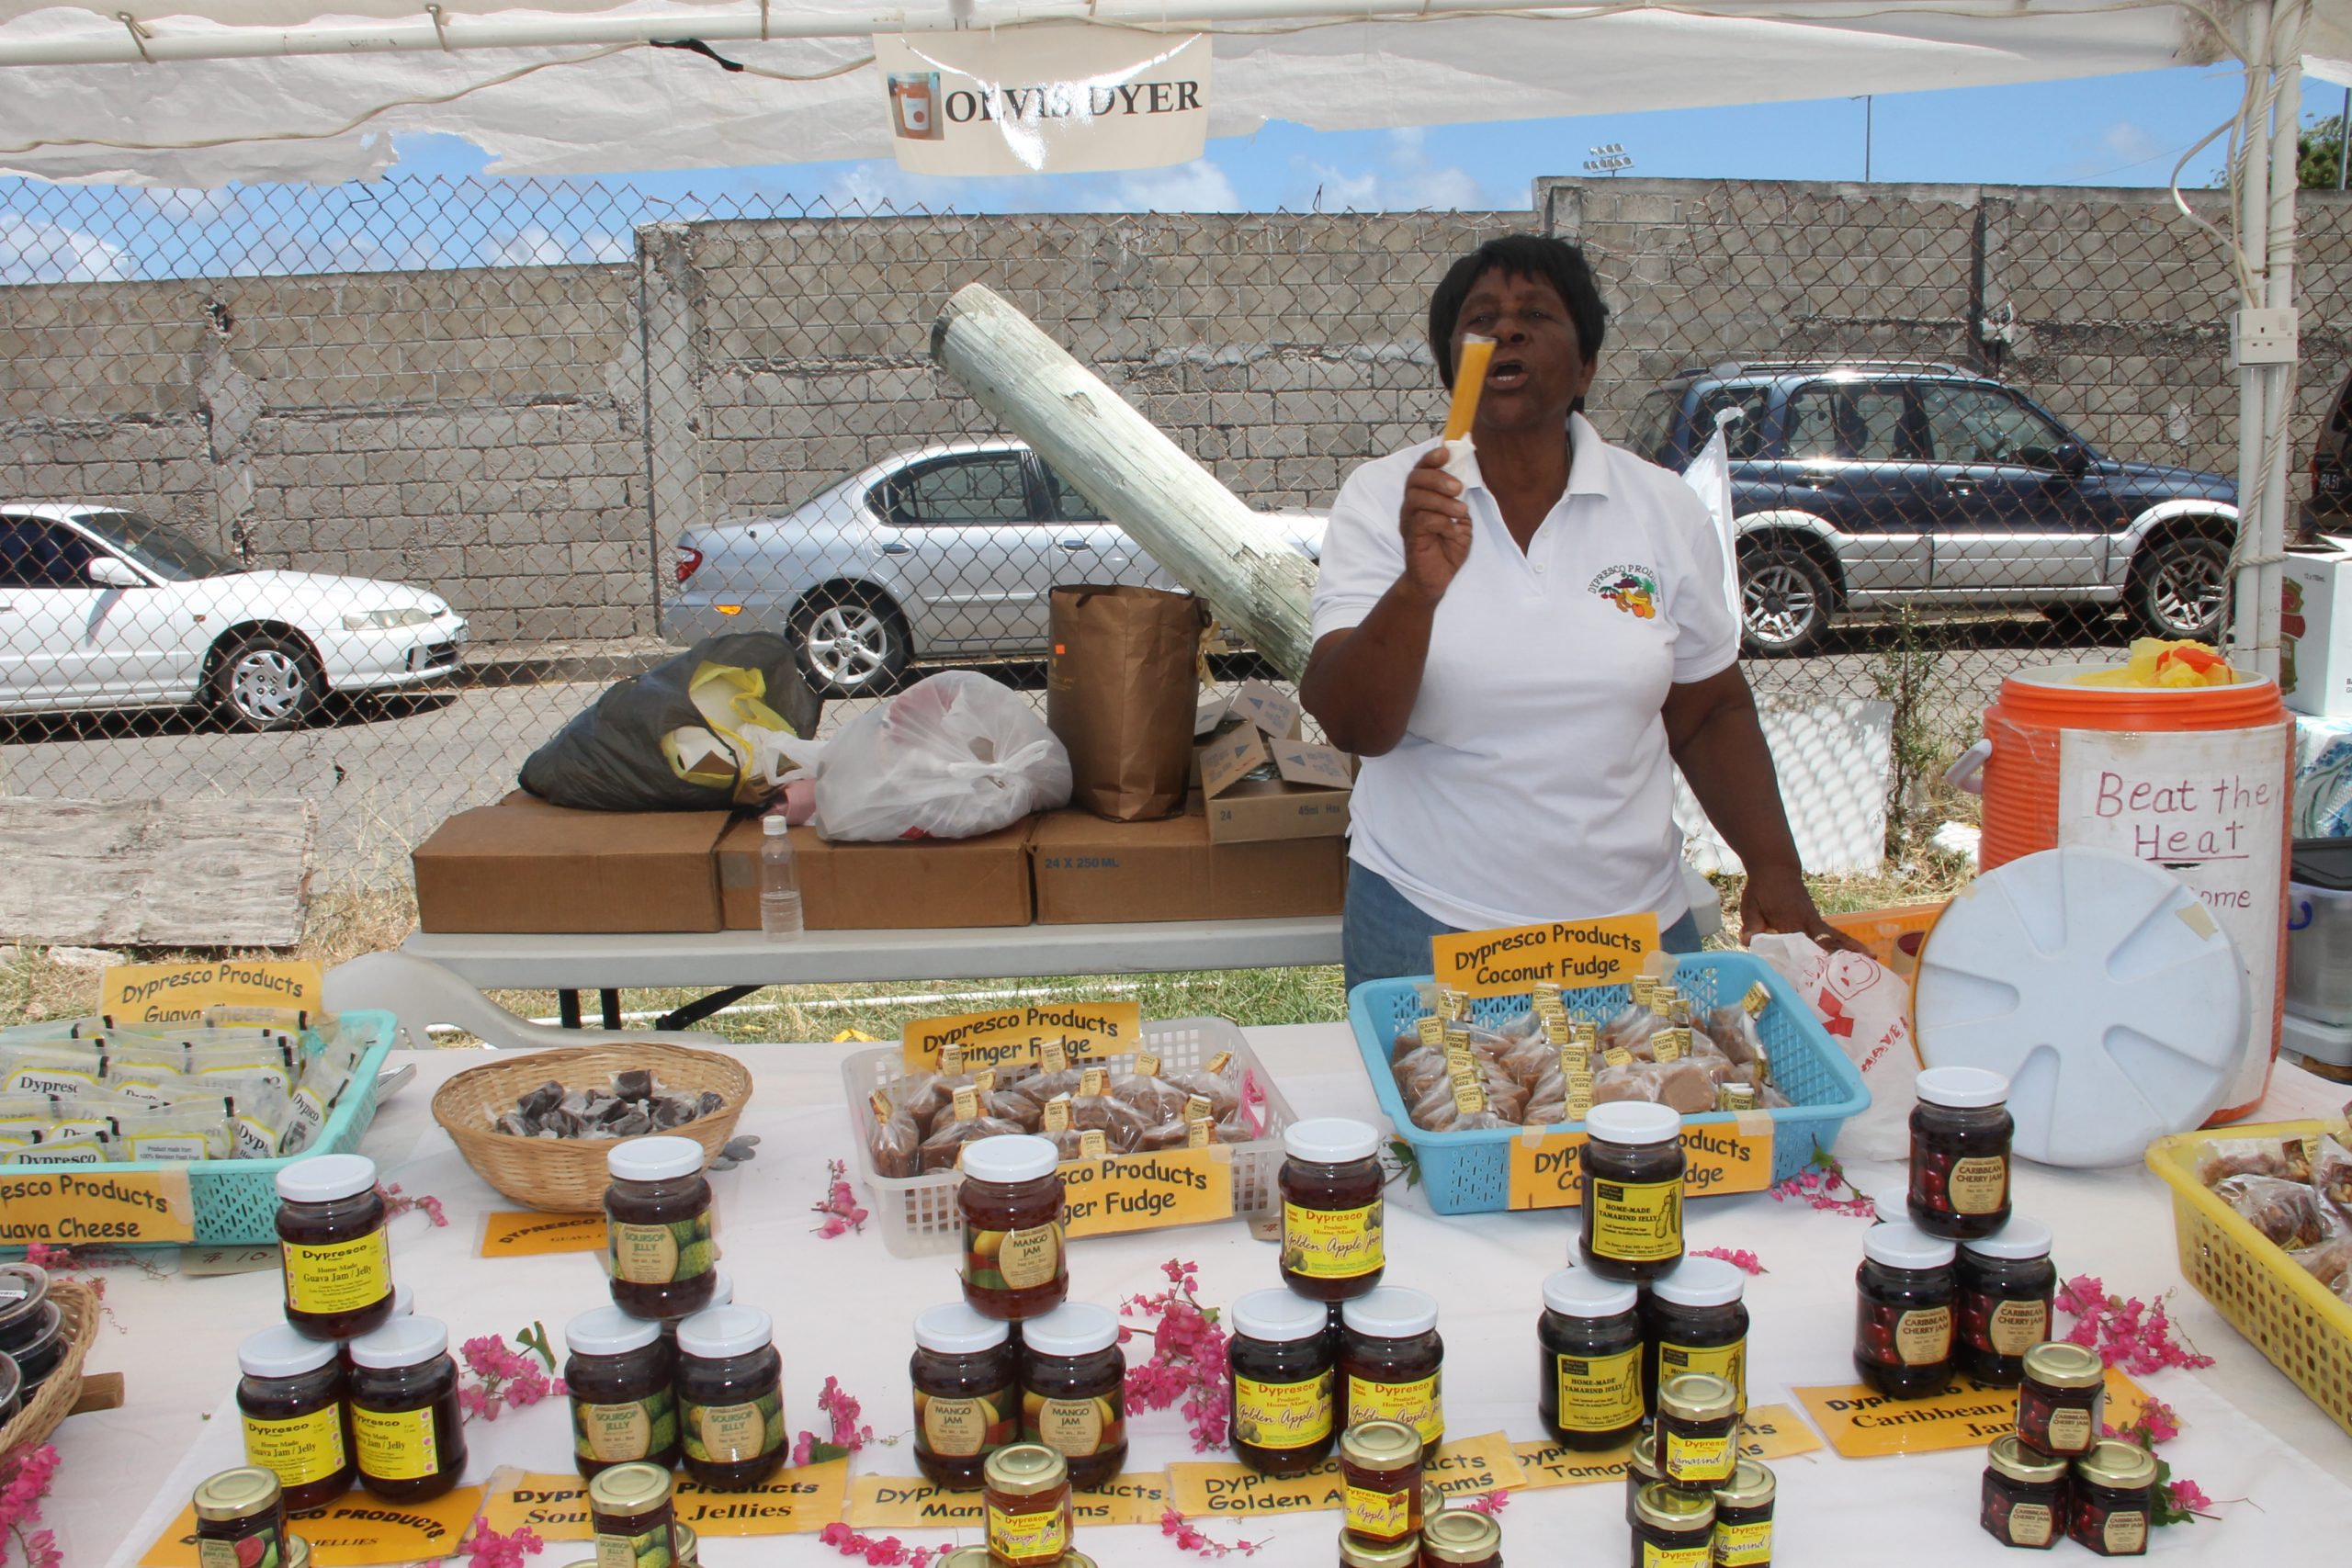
left=2, top=172, right=2343, bottom=895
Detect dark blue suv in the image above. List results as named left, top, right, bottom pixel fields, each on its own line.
left=1625, top=361, right=2239, bottom=655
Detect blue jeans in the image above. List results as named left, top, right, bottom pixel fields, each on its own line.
left=1341, top=862, right=1705, bottom=994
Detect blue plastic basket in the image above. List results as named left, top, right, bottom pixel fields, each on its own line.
left=1347, top=953, right=1869, bottom=1215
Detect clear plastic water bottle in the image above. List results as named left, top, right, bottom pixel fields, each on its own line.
left=759, top=815, right=804, bottom=940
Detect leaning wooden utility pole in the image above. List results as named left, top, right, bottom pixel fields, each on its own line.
left=931, top=283, right=1317, bottom=681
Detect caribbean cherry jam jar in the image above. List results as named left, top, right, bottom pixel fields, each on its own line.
left=2068, top=1440, right=2156, bottom=1557
left=1956, top=1216, right=2056, bottom=1386
left=1852, top=1220, right=1956, bottom=1399
left=2016, top=1341, right=2105, bottom=1459
left=1981, top=1434, right=2067, bottom=1551
left=1907, top=1066, right=2012, bottom=1241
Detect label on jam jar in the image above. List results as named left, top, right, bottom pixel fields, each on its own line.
left=1589, top=1179, right=1683, bottom=1263
left=986, top=1504, right=1068, bottom=1563
left=1232, top=1374, right=1332, bottom=1450
left=1555, top=1348, right=1644, bottom=1433
left=1023, top=1389, right=1120, bottom=1455
left=2009, top=1504, right=2054, bottom=1548
left=2045, top=1407, right=2093, bottom=1451
left=352, top=1404, right=441, bottom=1482
left=1713, top=1520, right=1773, bottom=1567
left=594, top=1528, right=673, bottom=1568
left=2103, top=1511, right=2148, bottom=1554
left=1663, top=1430, right=1732, bottom=1482
left=921, top=1387, right=1015, bottom=1457
left=283, top=1229, right=392, bottom=1315
left=1343, top=1484, right=1410, bottom=1540
left=1987, top=1300, right=2049, bottom=1356
left=197, top=1538, right=282, bottom=1568
left=574, top=1391, right=678, bottom=1462
left=1281, top=1202, right=1384, bottom=1280
left=1947, top=1156, right=2008, bottom=1215
left=243, top=1405, right=347, bottom=1485
left=1657, top=1340, right=1747, bottom=1412
left=967, top=1223, right=1062, bottom=1290
left=1638, top=1542, right=1709, bottom=1568
left=684, top=1395, right=782, bottom=1464
left=1895, top=1306, right=1952, bottom=1366
left=1346, top=1374, right=1441, bottom=1447
left=608, top=1213, right=715, bottom=1285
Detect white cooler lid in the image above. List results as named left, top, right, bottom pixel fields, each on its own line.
left=1915, top=845, right=2246, bottom=1169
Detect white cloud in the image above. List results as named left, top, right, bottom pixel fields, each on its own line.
left=2057, top=119, right=2168, bottom=180
left=1287, top=129, right=1497, bottom=212
left=1093, top=159, right=1241, bottom=213
left=0, top=213, right=135, bottom=284
left=137, top=187, right=240, bottom=225
left=481, top=224, right=630, bottom=266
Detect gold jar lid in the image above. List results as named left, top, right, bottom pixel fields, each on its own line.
left=1421, top=1508, right=1501, bottom=1564
left=588, top=1461, right=675, bottom=1516
left=984, top=1443, right=1070, bottom=1497
left=1422, top=1483, right=1447, bottom=1517
left=1986, top=1434, right=2069, bottom=1486
left=2022, top=1341, right=2104, bottom=1390
left=1629, top=1428, right=1660, bottom=1479
left=1658, top=1371, right=1738, bottom=1425
left=2074, top=1440, right=2158, bottom=1491
left=1339, top=1419, right=1423, bottom=1472
left=1713, top=1459, right=1775, bottom=1509
left=1064, top=1554, right=1098, bottom=1568
left=287, top=1538, right=311, bottom=1568
left=192, top=1468, right=282, bottom=1523
left=1338, top=1530, right=1421, bottom=1568
left=674, top=1522, right=699, bottom=1566
left=1633, top=1480, right=1715, bottom=1533
left=939, top=1550, right=992, bottom=1568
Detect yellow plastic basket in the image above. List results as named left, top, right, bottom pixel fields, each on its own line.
left=2144, top=1118, right=2352, bottom=1438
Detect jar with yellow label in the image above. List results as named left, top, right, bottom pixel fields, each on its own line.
left=1622, top=1429, right=1663, bottom=1526
left=1279, top=1119, right=1385, bottom=1302
left=605, top=1136, right=718, bottom=1322
left=236, top=1325, right=355, bottom=1512
left=960, top=1135, right=1069, bottom=1322
left=672, top=1526, right=698, bottom=1568
left=564, top=1307, right=679, bottom=1480
left=1338, top=1420, right=1424, bottom=1548
left=1018, top=1301, right=1126, bottom=1490
left=346, top=1316, right=466, bottom=1503
left=2016, top=1342, right=2105, bottom=1459
left=1642, top=1255, right=1749, bottom=1417
left=984, top=1443, right=1073, bottom=1568
left=1337, top=1528, right=1419, bottom=1568
left=1577, top=1103, right=1685, bottom=1282
left=1957, top=1218, right=2057, bottom=1386
left=1908, top=1067, right=2012, bottom=1241
left=275, top=1154, right=393, bottom=1342
left=1339, top=1288, right=1443, bottom=1452
left=589, top=1461, right=676, bottom=1568
left=1227, top=1288, right=1337, bottom=1475
left=1710, top=1460, right=1774, bottom=1568
left=1420, top=1506, right=1500, bottom=1568
left=1657, top=1372, right=1739, bottom=1490
left=1853, top=1221, right=1957, bottom=1399
left=1631, top=1481, right=1714, bottom=1568
left=2068, top=1440, right=2155, bottom=1557
left=1538, top=1269, right=1642, bottom=1450
left=675, top=1304, right=785, bottom=1491
left=1980, top=1434, right=2067, bottom=1551
left=912, top=1302, right=1020, bottom=1492
left=193, top=1467, right=287, bottom=1568
left=286, top=1537, right=311, bottom=1568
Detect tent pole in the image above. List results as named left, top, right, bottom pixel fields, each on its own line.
left=2231, top=0, right=2274, bottom=671
left=2256, top=0, right=2303, bottom=681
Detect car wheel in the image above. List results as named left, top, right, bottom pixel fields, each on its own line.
left=2130, top=533, right=2232, bottom=642
left=792, top=589, right=910, bottom=698
left=210, top=631, right=324, bottom=732
left=1739, top=545, right=1834, bottom=657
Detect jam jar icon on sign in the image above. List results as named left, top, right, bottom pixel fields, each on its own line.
left=891, top=73, right=943, bottom=139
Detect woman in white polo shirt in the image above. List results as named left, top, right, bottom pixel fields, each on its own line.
left=1302, top=234, right=1846, bottom=988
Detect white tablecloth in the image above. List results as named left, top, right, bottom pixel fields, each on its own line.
left=55, top=1027, right=2352, bottom=1568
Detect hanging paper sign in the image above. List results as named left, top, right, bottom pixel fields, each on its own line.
left=876, top=26, right=1210, bottom=176
left=1429, top=915, right=1657, bottom=998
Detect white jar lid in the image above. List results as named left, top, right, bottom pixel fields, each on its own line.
left=1282, top=1117, right=1380, bottom=1164
left=958, top=1134, right=1058, bottom=1184
left=1340, top=1286, right=1438, bottom=1339
left=274, top=1153, right=377, bottom=1204
left=677, top=1303, right=774, bottom=1360
left=1915, top=1066, right=2009, bottom=1110
left=566, top=1305, right=663, bottom=1359
left=347, top=1314, right=449, bottom=1371
left=1863, top=1221, right=1958, bottom=1271
left=606, top=1134, right=706, bottom=1183
left=1541, top=1268, right=1639, bottom=1320
left=1019, top=1301, right=1119, bottom=1358
left=1650, top=1255, right=1746, bottom=1309
left=1960, top=1214, right=2054, bottom=1263
left=1229, top=1288, right=1329, bottom=1344
left=708, top=1269, right=735, bottom=1309
left=389, top=1284, right=414, bottom=1319
left=914, top=1302, right=1011, bottom=1356
left=1585, top=1101, right=1680, bottom=1145
left=238, top=1324, right=340, bottom=1380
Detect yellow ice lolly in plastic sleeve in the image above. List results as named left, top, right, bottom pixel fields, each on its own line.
left=1442, top=335, right=1496, bottom=441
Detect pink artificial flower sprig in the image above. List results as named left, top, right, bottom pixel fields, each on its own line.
left=818, top=1522, right=952, bottom=1567
left=1457, top=1491, right=1510, bottom=1517
left=813, top=1158, right=870, bottom=1239
left=1770, top=1149, right=1875, bottom=1218
left=1160, top=1508, right=1267, bottom=1558
left=383, top=1183, right=448, bottom=1228
left=2101, top=1397, right=2220, bottom=1528
left=793, top=1376, right=895, bottom=1466
left=1121, top=1259, right=1231, bottom=1452
left=1690, top=1247, right=1767, bottom=1275
left=459, top=1519, right=546, bottom=1567
left=2055, top=1276, right=2214, bottom=1375
left=458, top=1324, right=566, bottom=1422
left=0, top=1444, right=62, bottom=1568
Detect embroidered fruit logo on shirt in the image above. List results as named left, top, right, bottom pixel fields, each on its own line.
left=1589, top=565, right=1660, bottom=619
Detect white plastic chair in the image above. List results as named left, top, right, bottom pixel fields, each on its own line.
left=324, top=950, right=729, bottom=1053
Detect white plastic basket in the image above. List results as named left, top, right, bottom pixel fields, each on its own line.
left=841, top=1017, right=1299, bottom=1258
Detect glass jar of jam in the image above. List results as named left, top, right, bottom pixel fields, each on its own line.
left=1656, top=1372, right=1739, bottom=1490
left=1280, top=1119, right=1386, bottom=1302
left=1338, top=1528, right=1419, bottom=1568
left=1642, top=1255, right=1749, bottom=1416
left=983, top=1443, right=1073, bottom=1568
left=2017, top=1341, right=2105, bottom=1459
left=1420, top=1506, right=1501, bottom=1568
left=1018, top=1301, right=1126, bottom=1490
left=236, top=1325, right=355, bottom=1512
left=1907, top=1066, right=2012, bottom=1241
left=1577, top=1102, right=1685, bottom=1282
left=1622, top=1428, right=1662, bottom=1525
left=1981, top=1433, right=2068, bottom=1551
left=1957, top=1218, right=2057, bottom=1386
left=275, top=1154, right=393, bottom=1342
left=1536, top=1269, right=1642, bottom=1451
left=286, top=1536, right=311, bottom=1568
left=1227, top=1288, right=1337, bottom=1475
left=2068, top=1440, right=2156, bottom=1557
left=193, top=1467, right=287, bottom=1568
left=675, top=1303, right=786, bottom=1491
left=346, top=1315, right=466, bottom=1503
left=1630, top=1481, right=1714, bottom=1568
left=960, top=1134, right=1069, bottom=1322
left=1339, top=1287, right=1443, bottom=1451
left=564, top=1305, right=678, bottom=1479
left=605, top=1135, right=718, bottom=1322
left=662, top=1270, right=730, bottom=1364
left=1710, top=1460, right=1774, bottom=1568
left=912, top=1302, right=1020, bottom=1491
left=1338, top=1420, right=1424, bottom=1547
left=1852, top=1220, right=1956, bottom=1399
left=589, top=1461, right=676, bottom=1568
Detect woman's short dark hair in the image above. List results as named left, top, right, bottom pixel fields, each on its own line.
left=1427, top=234, right=1609, bottom=389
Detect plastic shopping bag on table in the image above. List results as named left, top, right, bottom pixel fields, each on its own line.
left=812, top=671, right=1072, bottom=841
left=1748, top=931, right=1918, bottom=1161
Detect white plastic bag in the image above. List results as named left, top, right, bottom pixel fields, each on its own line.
left=1749, top=931, right=1919, bottom=1162
left=812, top=671, right=1072, bottom=841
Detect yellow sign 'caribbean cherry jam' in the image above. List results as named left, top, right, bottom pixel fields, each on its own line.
left=1278, top=1119, right=1385, bottom=1302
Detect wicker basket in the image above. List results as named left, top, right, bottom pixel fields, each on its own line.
left=0, top=1280, right=101, bottom=1460
left=432, top=1044, right=753, bottom=1213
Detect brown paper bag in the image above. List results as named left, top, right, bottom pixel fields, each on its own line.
left=1047, top=584, right=1205, bottom=821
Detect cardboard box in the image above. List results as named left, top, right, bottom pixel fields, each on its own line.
left=413, top=795, right=730, bottom=933
left=1031, top=806, right=1347, bottom=924
left=718, top=818, right=1035, bottom=931
left=1197, top=725, right=1353, bottom=843
left=2283, top=542, right=2352, bottom=717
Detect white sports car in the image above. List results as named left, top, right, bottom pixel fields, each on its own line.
left=1, top=502, right=468, bottom=730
